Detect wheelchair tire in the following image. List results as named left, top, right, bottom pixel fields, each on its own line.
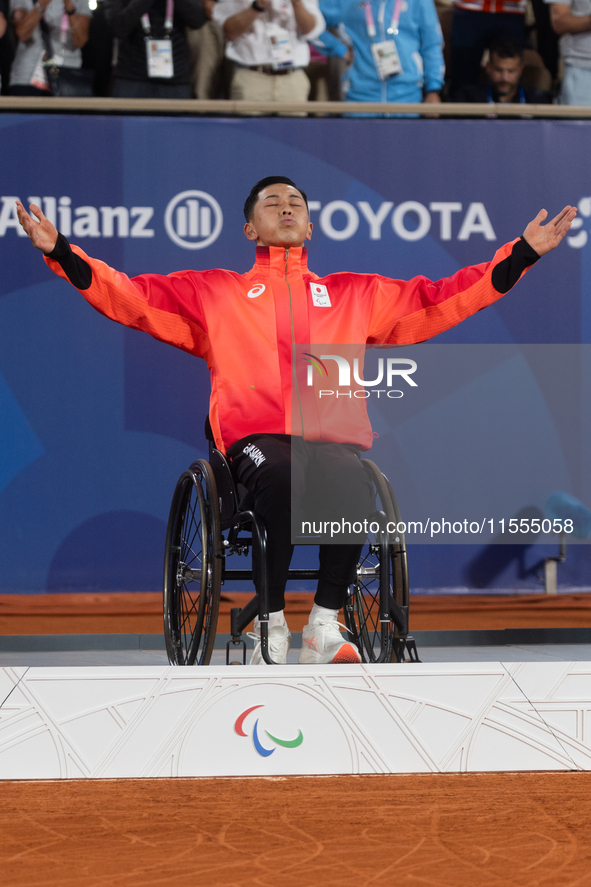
left=345, top=460, right=409, bottom=663
left=163, top=460, right=221, bottom=665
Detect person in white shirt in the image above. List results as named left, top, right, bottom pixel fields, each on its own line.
left=9, top=0, right=91, bottom=95
left=213, top=0, right=325, bottom=107
left=547, top=0, right=591, bottom=103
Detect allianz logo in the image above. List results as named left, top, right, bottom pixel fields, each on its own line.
left=0, top=190, right=224, bottom=250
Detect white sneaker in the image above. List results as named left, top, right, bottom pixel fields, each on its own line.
left=248, top=622, right=291, bottom=665
left=298, top=619, right=361, bottom=665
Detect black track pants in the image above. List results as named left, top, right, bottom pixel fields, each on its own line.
left=229, top=435, right=375, bottom=612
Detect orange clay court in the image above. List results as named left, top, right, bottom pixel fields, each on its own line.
left=2, top=772, right=591, bottom=886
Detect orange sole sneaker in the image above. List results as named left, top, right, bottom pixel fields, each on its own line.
left=332, top=644, right=362, bottom=664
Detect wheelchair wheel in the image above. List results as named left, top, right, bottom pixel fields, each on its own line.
left=163, top=460, right=221, bottom=665
left=345, top=460, right=409, bottom=663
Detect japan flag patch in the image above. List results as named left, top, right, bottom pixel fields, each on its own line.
left=310, top=283, right=331, bottom=307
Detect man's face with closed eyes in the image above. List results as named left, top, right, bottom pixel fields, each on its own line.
left=244, top=183, right=313, bottom=248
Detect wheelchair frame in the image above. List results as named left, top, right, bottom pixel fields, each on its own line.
left=163, top=441, right=419, bottom=666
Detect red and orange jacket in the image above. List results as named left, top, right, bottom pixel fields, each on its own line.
left=45, top=236, right=539, bottom=453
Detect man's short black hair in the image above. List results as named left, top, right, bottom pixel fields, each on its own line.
left=244, top=176, right=308, bottom=222
left=488, top=38, right=524, bottom=61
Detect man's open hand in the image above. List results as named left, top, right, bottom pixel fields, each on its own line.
left=523, top=205, right=577, bottom=256
left=16, top=200, right=59, bottom=254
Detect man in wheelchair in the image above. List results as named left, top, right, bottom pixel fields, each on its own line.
left=17, top=183, right=575, bottom=664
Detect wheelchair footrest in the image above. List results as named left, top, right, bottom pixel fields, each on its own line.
left=405, top=635, right=420, bottom=662
left=392, top=635, right=421, bottom=664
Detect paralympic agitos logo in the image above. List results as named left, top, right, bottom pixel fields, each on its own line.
left=303, top=352, right=418, bottom=399
left=234, top=705, right=304, bottom=758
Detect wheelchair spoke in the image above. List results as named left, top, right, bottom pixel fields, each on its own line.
left=181, top=534, right=203, bottom=568
left=180, top=584, right=200, bottom=625
left=182, top=494, right=202, bottom=565
left=180, top=589, right=201, bottom=650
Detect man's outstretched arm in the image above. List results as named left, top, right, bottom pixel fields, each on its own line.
left=16, top=201, right=211, bottom=359
left=368, top=205, right=577, bottom=345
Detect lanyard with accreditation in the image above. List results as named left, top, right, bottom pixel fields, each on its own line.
left=265, top=1, right=297, bottom=70
left=364, top=0, right=404, bottom=80
left=141, top=0, right=175, bottom=78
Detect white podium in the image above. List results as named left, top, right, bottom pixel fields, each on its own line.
left=2, top=661, right=591, bottom=778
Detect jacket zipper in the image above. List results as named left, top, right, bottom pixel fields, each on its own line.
left=286, top=247, right=306, bottom=439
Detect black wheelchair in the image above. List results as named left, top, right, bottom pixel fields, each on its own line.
left=163, top=427, right=419, bottom=666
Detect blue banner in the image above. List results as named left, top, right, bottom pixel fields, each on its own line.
left=1, top=114, right=591, bottom=593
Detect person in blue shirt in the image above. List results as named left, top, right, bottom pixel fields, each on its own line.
left=315, top=0, right=444, bottom=108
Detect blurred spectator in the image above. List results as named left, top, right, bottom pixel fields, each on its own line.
left=434, top=0, right=452, bottom=70
left=317, top=0, right=444, bottom=108
left=305, top=36, right=329, bottom=98
left=213, top=0, right=325, bottom=107
left=531, top=0, right=559, bottom=80
left=104, top=0, right=207, bottom=97
left=186, top=0, right=225, bottom=97
left=308, top=26, right=348, bottom=100
left=451, top=37, right=552, bottom=101
left=0, top=0, right=14, bottom=93
left=81, top=0, right=114, bottom=95
left=547, top=0, right=591, bottom=103
left=9, top=0, right=91, bottom=95
left=448, top=0, right=526, bottom=95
